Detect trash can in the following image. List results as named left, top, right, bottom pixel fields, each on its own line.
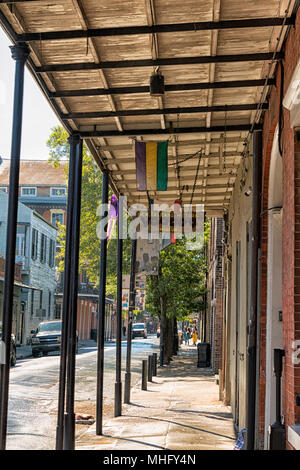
left=91, top=329, right=97, bottom=342
left=197, top=342, right=210, bottom=368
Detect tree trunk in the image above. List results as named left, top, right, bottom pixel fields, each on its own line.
left=160, top=294, right=167, bottom=365
left=165, top=317, right=173, bottom=362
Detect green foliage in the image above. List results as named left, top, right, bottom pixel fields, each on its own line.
left=47, top=125, right=130, bottom=297
left=146, top=232, right=208, bottom=321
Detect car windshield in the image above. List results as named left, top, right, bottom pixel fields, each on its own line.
left=132, top=324, right=145, bottom=330
left=38, top=322, right=62, bottom=332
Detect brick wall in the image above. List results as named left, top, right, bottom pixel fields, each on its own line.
left=208, top=218, right=224, bottom=373
left=259, top=6, right=300, bottom=448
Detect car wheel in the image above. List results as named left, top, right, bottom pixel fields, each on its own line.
left=32, top=351, right=39, bottom=358
left=42, top=351, right=48, bottom=356
left=10, top=348, right=16, bottom=367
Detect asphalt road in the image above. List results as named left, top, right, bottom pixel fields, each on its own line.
left=6, top=335, right=159, bottom=450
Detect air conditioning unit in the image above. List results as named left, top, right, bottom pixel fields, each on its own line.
left=36, top=309, right=46, bottom=317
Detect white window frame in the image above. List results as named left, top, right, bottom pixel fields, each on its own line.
left=51, top=212, right=64, bottom=227
left=50, top=187, right=66, bottom=197
left=21, top=187, right=37, bottom=197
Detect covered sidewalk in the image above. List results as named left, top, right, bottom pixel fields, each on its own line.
left=76, top=346, right=235, bottom=451
left=0, top=0, right=298, bottom=451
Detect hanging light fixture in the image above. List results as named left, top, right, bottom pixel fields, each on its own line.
left=150, top=69, right=165, bottom=97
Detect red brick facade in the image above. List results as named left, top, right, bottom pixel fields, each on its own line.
left=258, top=9, right=300, bottom=447
left=208, top=218, right=224, bottom=374
left=208, top=8, right=300, bottom=449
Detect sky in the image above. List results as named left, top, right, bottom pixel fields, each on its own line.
left=0, top=29, right=61, bottom=161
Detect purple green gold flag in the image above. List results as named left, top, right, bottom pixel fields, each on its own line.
left=135, top=141, right=168, bottom=191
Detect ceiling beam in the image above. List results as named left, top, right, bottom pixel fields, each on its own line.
left=35, top=52, right=283, bottom=73
left=118, top=183, right=234, bottom=190
left=110, top=164, right=239, bottom=176
left=16, top=17, right=295, bottom=42
left=104, top=151, right=242, bottom=165
left=49, top=79, right=276, bottom=98
left=97, top=137, right=245, bottom=151
left=80, top=123, right=261, bottom=138
left=62, top=103, right=267, bottom=120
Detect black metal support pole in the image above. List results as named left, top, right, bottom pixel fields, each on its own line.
left=0, top=42, right=29, bottom=451
left=152, top=353, right=157, bottom=376
left=246, top=129, right=262, bottom=450
left=63, top=136, right=83, bottom=450
left=148, top=355, right=153, bottom=382
left=114, top=197, right=123, bottom=417
left=142, top=360, right=147, bottom=391
left=56, top=134, right=77, bottom=450
left=124, top=238, right=137, bottom=404
left=96, top=171, right=109, bottom=435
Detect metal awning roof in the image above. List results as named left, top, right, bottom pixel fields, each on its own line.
left=0, top=0, right=297, bottom=216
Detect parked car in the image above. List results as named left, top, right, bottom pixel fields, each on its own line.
left=0, top=322, right=17, bottom=367
left=157, top=327, right=160, bottom=338
left=31, top=320, right=78, bottom=357
left=132, top=323, right=147, bottom=339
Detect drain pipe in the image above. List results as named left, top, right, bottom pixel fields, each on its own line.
left=246, top=129, right=262, bottom=449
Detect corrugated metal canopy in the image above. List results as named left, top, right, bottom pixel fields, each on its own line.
left=0, top=0, right=297, bottom=215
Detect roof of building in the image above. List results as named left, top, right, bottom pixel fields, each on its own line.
left=0, top=191, right=57, bottom=231
left=0, top=159, right=67, bottom=186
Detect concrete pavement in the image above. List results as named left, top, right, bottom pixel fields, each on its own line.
left=76, top=345, right=236, bottom=451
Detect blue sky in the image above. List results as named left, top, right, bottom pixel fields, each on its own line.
left=0, top=29, right=60, bottom=161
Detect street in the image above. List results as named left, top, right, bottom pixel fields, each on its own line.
left=6, top=335, right=159, bottom=450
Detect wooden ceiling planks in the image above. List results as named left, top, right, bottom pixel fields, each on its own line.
left=0, top=0, right=294, bottom=211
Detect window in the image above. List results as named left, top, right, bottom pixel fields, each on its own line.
left=16, top=233, right=25, bottom=257
left=51, top=212, right=64, bottom=227
left=51, top=187, right=66, bottom=197
left=55, top=303, right=62, bottom=319
left=31, top=228, right=38, bottom=260
left=0, top=187, right=7, bottom=193
left=21, top=187, right=36, bottom=197
left=49, top=239, right=55, bottom=267
left=40, top=234, right=47, bottom=263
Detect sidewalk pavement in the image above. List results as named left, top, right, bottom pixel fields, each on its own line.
left=76, top=345, right=236, bottom=451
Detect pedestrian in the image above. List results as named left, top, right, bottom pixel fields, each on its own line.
left=183, top=327, right=188, bottom=345
left=186, top=328, right=191, bottom=345
left=192, top=329, right=198, bottom=346
left=123, top=325, right=126, bottom=337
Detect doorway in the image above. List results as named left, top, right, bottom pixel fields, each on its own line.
left=264, top=130, right=283, bottom=447
left=235, top=240, right=241, bottom=429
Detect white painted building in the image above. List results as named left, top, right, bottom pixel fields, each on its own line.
left=0, top=191, right=57, bottom=344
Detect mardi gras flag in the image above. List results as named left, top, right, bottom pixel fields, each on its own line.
left=135, top=141, right=168, bottom=191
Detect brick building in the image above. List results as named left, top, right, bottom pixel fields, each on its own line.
left=207, top=4, right=300, bottom=449
left=0, top=159, right=68, bottom=227
left=207, top=218, right=224, bottom=374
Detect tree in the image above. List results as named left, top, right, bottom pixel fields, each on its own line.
left=47, top=125, right=130, bottom=297
left=146, top=231, right=208, bottom=361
